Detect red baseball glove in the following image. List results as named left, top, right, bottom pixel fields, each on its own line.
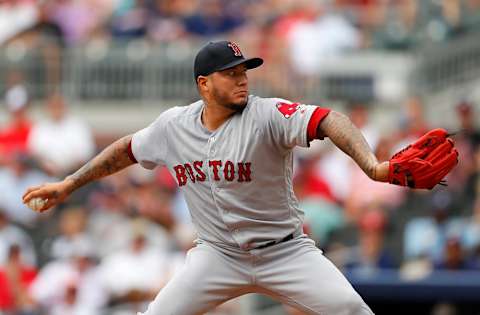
left=388, top=128, right=458, bottom=190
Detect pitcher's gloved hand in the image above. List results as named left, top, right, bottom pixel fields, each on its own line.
left=388, top=128, right=459, bottom=189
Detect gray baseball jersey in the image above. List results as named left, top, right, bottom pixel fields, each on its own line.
left=131, top=95, right=330, bottom=250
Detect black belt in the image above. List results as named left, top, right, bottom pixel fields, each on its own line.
left=255, top=232, right=294, bottom=250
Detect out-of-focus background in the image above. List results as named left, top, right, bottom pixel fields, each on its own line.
left=0, top=0, right=479, bottom=314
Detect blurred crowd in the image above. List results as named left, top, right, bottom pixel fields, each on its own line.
left=2, top=0, right=480, bottom=98
left=2, top=0, right=480, bottom=48
left=0, top=76, right=479, bottom=314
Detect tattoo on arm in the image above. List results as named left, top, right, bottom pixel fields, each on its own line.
left=318, top=111, right=379, bottom=179
left=65, top=135, right=135, bottom=192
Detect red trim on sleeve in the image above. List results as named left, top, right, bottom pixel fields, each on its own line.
left=127, top=139, right=138, bottom=163
left=307, top=107, right=331, bottom=141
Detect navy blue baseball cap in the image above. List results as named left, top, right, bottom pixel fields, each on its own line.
left=194, top=41, right=263, bottom=81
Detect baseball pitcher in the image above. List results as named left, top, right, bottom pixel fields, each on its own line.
left=23, top=41, right=458, bottom=315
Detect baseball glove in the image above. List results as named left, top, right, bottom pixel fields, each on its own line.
left=388, top=128, right=458, bottom=190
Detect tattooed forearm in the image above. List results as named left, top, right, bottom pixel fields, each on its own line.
left=64, top=135, right=135, bottom=192
left=318, top=111, right=381, bottom=180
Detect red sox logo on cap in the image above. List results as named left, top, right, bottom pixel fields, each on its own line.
left=228, top=42, right=242, bottom=57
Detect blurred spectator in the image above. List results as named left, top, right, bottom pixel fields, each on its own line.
left=434, top=237, right=474, bottom=270
left=29, top=238, right=107, bottom=315
left=146, top=0, right=191, bottom=42
left=463, top=178, right=480, bottom=266
left=272, top=0, right=319, bottom=39
left=448, top=101, right=480, bottom=199
left=334, top=0, right=383, bottom=33
left=86, top=180, right=139, bottom=258
left=456, top=101, right=480, bottom=149
left=287, top=0, right=360, bottom=76
left=182, top=0, right=243, bottom=37
left=87, top=170, right=171, bottom=257
left=315, top=147, right=351, bottom=202
left=299, top=197, right=345, bottom=247
left=402, top=96, right=430, bottom=138
left=33, top=1, right=65, bottom=47
left=344, top=207, right=396, bottom=274
left=27, top=93, right=95, bottom=177
left=0, top=153, right=53, bottom=227
left=49, top=207, right=93, bottom=260
left=4, top=6, right=64, bottom=97
left=424, top=0, right=466, bottom=43
left=464, top=0, right=480, bottom=30
left=128, top=166, right=176, bottom=230
left=393, top=96, right=430, bottom=152
left=294, top=153, right=336, bottom=203
left=0, top=0, right=39, bottom=44
left=0, top=81, right=33, bottom=160
left=0, top=244, right=37, bottom=314
left=110, top=0, right=149, bottom=40
left=292, top=151, right=344, bottom=246
left=99, top=219, right=182, bottom=312
left=403, top=190, right=466, bottom=263
left=466, top=243, right=480, bottom=270
left=371, top=0, right=422, bottom=50
left=475, top=147, right=480, bottom=199
left=46, top=0, right=112, bottom=45
left=348, top=103, right=379, bottom=149
left=0, top=209, right=36, bottom=266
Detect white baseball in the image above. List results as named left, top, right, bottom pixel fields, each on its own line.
left=27, top=198, right=48, bottom=212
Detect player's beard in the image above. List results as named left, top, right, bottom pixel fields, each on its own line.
left=224, top=101, right=247, bottom=113
left=212, top=86, right=247, bottom=113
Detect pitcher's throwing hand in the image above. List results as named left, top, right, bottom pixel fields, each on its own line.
left=23, top=180, right=74, bottom=212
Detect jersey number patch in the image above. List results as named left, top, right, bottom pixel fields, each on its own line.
left=276, top=102, right=300, bottom=119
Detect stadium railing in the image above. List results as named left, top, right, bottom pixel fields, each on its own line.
left=0, top=32, right=479, bottom=106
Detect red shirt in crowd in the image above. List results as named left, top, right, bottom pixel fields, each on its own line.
left=0, top=266, right=37, bottom=310
left=0, top=120, right=32, bottom=156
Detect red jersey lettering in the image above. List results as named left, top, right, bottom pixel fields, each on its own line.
left=173, top=165, right=187, bottom=186
left=209, top=160, right=222, bottom=181
left=237, top=162, right=252, bottom=182
left=193, top=161, right=206, bottom=182
left=224, top=160, right=235, bottom=181
left=184, top=163, right=196, bottom=183
left=174, top=160, right=252, bottom=185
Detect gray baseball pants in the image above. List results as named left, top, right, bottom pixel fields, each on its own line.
left=138, top=234, right=374, bottom=315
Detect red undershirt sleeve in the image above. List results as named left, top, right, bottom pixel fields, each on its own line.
left=307, top=107, right=331, bottom=142
left=127, top=139, right=138, bottom=163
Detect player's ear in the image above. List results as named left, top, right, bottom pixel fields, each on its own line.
left=197, top=76, right=209, bottom=93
